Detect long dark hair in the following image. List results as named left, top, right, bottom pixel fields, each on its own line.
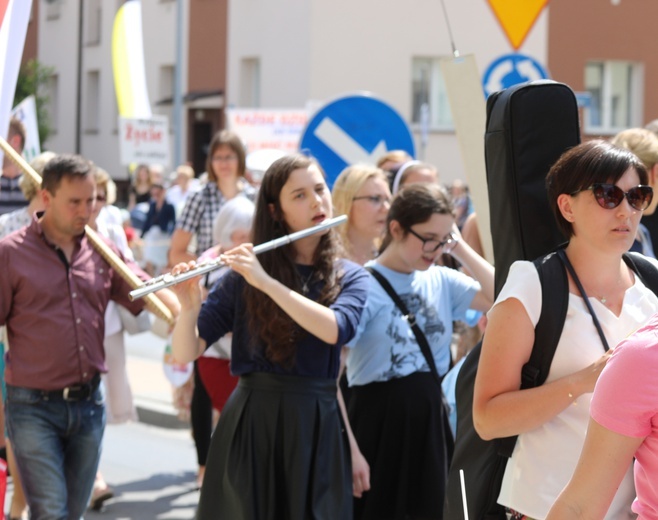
left=244, top=154, right=343, bottom=367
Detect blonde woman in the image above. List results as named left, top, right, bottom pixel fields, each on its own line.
left=332, top=164, right=391, bottom=266
left=611, top=127, right=658, bottom=257
left=332, top=164, right=392, bottom=498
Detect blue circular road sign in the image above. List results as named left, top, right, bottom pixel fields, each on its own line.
left=299, top=94, right=415, bottom=187
left=482, top=53, right=549, bottom=98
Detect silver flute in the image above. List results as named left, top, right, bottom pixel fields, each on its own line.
left=129, top=214, right=347, bottom=300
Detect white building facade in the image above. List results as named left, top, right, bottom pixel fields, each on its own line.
left=38, top=0, right=188, bottom=181
left=226, top=0, right=549, bottom=183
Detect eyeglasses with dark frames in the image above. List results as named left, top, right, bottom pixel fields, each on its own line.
left=352, top=195, right=392, bottom=206
left=570, top=183, right=653, bottom=211
left=407, top=228, right=457, bottom=253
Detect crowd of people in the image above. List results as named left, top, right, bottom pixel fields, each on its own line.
left=3, top=114, right=658, bottom=520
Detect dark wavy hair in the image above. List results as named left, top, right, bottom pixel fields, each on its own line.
left=244, top=154, right=344, bottom=368
left=546, top=139, right=648, bottom=238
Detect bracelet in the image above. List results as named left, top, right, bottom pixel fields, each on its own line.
left=445, top=235, right=460, bottom=254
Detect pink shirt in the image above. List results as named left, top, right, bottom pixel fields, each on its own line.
left=591, top=314, right=658, bottom=520
left=0, top=215, right=147, bottom=390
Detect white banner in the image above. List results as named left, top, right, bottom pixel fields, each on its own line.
left=0, top=0, right=33, bottom=163
left=226, top=109, right=308, bottom=154
left=11, top=95, right=41, bottom=162
left=118, top=116, right=170, bottom=166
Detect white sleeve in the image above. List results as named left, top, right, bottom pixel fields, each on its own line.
left=489, top=260, right=542, bottom=327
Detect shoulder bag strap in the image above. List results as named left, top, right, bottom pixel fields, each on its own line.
left=366, top=266, right=443, bottom=387
left=556, top=249, right=610, bottom=351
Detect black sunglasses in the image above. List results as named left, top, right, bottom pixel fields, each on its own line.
left=407, top=228, right=456, bottom=253
left=571, top=183, right=653, bottom=211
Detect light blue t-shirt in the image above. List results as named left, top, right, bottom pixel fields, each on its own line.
left=346, top=262, right=480, bottom=386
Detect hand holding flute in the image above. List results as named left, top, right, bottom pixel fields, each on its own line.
left=130, top=215, right=347, bottom=300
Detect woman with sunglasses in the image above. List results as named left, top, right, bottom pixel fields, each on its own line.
left=474, top=140, right=658, bottom=520
left=345, top=183, right=494, bottom=520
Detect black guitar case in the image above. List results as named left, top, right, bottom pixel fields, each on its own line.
left=444, top=80, right=581, bottom=520
left=485, top=80, right=581, bottom=296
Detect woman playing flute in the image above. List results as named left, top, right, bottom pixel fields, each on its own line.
left=171, top=154, right=369, bottom=520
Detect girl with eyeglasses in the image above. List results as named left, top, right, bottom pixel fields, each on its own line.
left=344, top=183, right=494, bottom=520
left=474, top=140, right=658, bottom=520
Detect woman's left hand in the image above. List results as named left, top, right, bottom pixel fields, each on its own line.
left=220, top=244, right=271, bottom=291
left=351, top=446, right=371, bottom=498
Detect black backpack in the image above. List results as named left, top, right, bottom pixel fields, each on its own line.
left=443, top=250, right=658, bottom=520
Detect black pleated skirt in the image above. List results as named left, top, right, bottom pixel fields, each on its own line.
left=196, top=372, right=352, bottom=520
left=348, top=372, right=454, bottom=520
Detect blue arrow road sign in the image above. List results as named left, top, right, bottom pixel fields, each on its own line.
left=299, top=94, right=415, bottom=187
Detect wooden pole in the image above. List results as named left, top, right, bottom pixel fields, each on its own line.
left=0, top=137, right=175, bottom=325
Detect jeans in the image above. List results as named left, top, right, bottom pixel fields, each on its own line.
left=5, top=382, right=105, bottom=520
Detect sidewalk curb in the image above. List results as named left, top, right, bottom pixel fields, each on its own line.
left=135, top=399, right=190, bottom=430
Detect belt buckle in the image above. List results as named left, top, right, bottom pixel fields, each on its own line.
left=63, top=384, right=85, bottom=401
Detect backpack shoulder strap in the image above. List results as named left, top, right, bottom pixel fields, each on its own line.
left=496, top=250, right=569, bottom=457
left=623, top=252, right=658, bottom=296
left=521, top=251, right=570, bottom=389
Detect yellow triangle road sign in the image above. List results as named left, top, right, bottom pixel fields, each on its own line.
left=488, top=0, right=550, bottom=50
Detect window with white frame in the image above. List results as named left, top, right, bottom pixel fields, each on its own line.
left=85, top=70, right=100, bottom=133
left=411, top=57, right=453, bottom=130
left=584, top=60, right=642, bottom=134
left=240, top=58, right=261, bottom=108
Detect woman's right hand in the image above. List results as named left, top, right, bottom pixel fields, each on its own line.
left=570, top=350, right=614, bottom=396
left=169, top=261, right=203, bottom=310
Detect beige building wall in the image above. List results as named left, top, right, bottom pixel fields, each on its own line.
left=227, top=0, right=549, bottom=183
left=38, top=0, right=189, bottom=180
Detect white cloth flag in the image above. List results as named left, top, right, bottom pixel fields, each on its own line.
left=0, top=0, right=33, bottom=164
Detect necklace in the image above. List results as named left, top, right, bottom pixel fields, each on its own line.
left=300, top=270, right=315, bottom=295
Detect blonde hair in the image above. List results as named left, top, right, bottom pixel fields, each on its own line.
left=611, top=128, right=658, bottom=171
left=93, top=166, right=117, bottom=204
left=176, top=164, right=195, bottom=179
left=20, top=151, right=57, bottom=201
left=332, top=164, right=389, bottom=256
left=376, top=149, right=412, bottom=169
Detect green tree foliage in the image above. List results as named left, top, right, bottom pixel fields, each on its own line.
left=14, top=59, right=55, bottom=145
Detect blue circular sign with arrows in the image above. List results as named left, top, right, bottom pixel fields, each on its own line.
left=299, top=93, right=415, bottom=187
left=482, top=52, right=549, bottom=98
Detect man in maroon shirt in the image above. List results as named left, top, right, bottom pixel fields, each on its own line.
left=0, top=154, right=179, bottom=520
